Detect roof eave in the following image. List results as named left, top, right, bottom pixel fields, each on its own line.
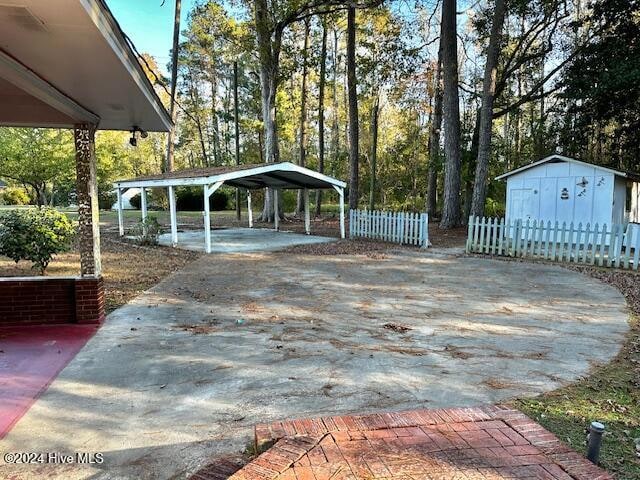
left=113, top=162, right=347, bottom=190
left=495, top=155, right=634, bottom=181
left=89, top=0, right=173, bottom=132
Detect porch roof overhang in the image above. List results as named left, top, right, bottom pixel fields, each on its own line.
left=0, top=0, right=171, bottom=132
left=113, top=162, right=348, bottom=191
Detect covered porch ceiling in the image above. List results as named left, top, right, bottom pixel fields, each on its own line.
left=0, top=0, right=171, bottom=132
left=114, top=162, right=348, bottom=191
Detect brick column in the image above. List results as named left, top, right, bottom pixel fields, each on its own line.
left=75, top=277, right=106, bottom=324
left=74, top=124, right=102, bottom=277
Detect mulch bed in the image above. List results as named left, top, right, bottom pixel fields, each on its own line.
left=0, top=231, right=200, bottom=313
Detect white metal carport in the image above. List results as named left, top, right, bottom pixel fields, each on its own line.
left=113, top=162, right=347, bottom=253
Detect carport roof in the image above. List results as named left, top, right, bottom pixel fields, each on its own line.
left=114, top=162, right=347, bottom=190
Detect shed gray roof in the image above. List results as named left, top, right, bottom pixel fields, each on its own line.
left=496, top=155, right=640, bottom=182
left=114, top=162, right=346, bottom=190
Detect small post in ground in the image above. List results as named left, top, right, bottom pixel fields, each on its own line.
left=274, top=189, right=280, bottom=231
left=304, top=188, right=310, bottom=235
left=247, top=190, right=253, bottom=228
left=116, top=187, right=124, bottom=236
left=168, top=185, right=178, bottom=247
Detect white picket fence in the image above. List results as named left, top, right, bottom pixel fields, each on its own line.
left=349, top=209, right=429, bottom=247
left=466, top=216, right=640, bottom=270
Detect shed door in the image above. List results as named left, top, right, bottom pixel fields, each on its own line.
left=509, top=188, right=537, bottom=221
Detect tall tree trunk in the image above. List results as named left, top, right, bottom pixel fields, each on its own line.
left=331, top=28, right=340, bottom=176
left=439, top=0, right=463, bottom=228
left=535, top=57, right=546, bottom=157
left=234, top=60, right=241, bottom=221
left=210, top=72, right=220, bottom=166
left=470, top=0, right=506, bottom=218
left=369, top=95, right=379, bottom=211
left=223, top=82, right=232, bottom=161
left=164, top=0, right=181, bottom=173
left=427, top=46, right=443, bottom=217
left=316, top=20, right=328, bottom=217
left=296, top=19, right=311, bottom=216
left=189, top=76, right=209, bottom=167
left=465, top=110, right=481, bottom=220
left=254, top=0, right=282, bottom=221
left=347, top=6, right=359, bottom=211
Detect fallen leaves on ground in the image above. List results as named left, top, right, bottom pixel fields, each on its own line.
left=0, top=231, right=200, bottom=313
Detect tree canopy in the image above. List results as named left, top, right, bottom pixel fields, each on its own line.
left=0, top=0, right=636, bottom=224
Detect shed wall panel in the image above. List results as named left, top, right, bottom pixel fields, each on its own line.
left=505, top=162, right=616, bottom=226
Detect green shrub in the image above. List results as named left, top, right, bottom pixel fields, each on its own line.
left=129, top=193, right=141, bottom=209
left=0, top=187, right=30, bottom=206
left=175, top=187, right=229, bottom=211
left=281, top=190, right=297, bottom=213
left=98, top=190, right=116, bottom=210
left=132, top=216, right=162, bottom=246
left=0, top=208, right=76, bottom=273
left=129, top=190, right=169, bottom=211
left=485, top=198, right=506, bottom=218
left=150, top=189, right=168, bottom=210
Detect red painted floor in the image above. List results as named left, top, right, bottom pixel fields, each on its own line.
left=0, top=324, right=98, bottom=439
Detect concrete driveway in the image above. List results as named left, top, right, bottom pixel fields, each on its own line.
left=157, top=227, right=336, bottom=253
left=1, top=250, right=629, bottom=479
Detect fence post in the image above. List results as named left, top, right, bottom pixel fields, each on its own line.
left=466, top=216, right=474, bottom=253
left=421, top=213, right=429, bottom=248
left=615, top=224, right=625, bottom=268
left=623, top=225, right=631, bottom=269
left=633, top=225, right=640, bottom=270
left=497, top=218, right=504, bottom=255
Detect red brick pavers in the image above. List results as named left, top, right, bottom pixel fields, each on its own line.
left=193, top=406, right=612, bottom=480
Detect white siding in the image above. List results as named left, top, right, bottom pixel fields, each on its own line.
left=505, top=161, right=615, bottom=226
left=613, top=176, right=627, bottom=225
left=631, top=183, right=640, bottom=223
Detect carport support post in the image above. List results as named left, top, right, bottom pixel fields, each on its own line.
left=116, top=187, right=124, bottom=236
left=247, top=190, right=253, bottom=228
left=304, top=188, right=310, bottom=234
left=274, top=189, right=280, bottom=231
left=140, top=187, right=148, bottom=234
left=141, top=188, right=148, bottom=221
left=204, top=181, right=224, bottom=253
left=168, top=186, right=178, bottom=246
left=74, top=123, right=102, bottom=277
left=333, top=185, right=346, bottom=239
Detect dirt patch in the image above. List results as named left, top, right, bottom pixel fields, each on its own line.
left=283, top=239, right=391, bottom=257
left=443, top=344, right=473, bottom=360
left=173, top=319, right=222, bottom=335
left=383, top=323, right=412, bottom=333
left=241, top=302, right=267, bottom=314
left=483, top=378, right=517, bottom=389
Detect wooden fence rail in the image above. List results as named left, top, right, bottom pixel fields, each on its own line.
left=466, top=216, right=640, bottom=270
left=349, top=209, right=429, bottom=247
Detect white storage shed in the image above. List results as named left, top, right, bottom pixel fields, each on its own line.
left=497, top=155, right=640, bottom=227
